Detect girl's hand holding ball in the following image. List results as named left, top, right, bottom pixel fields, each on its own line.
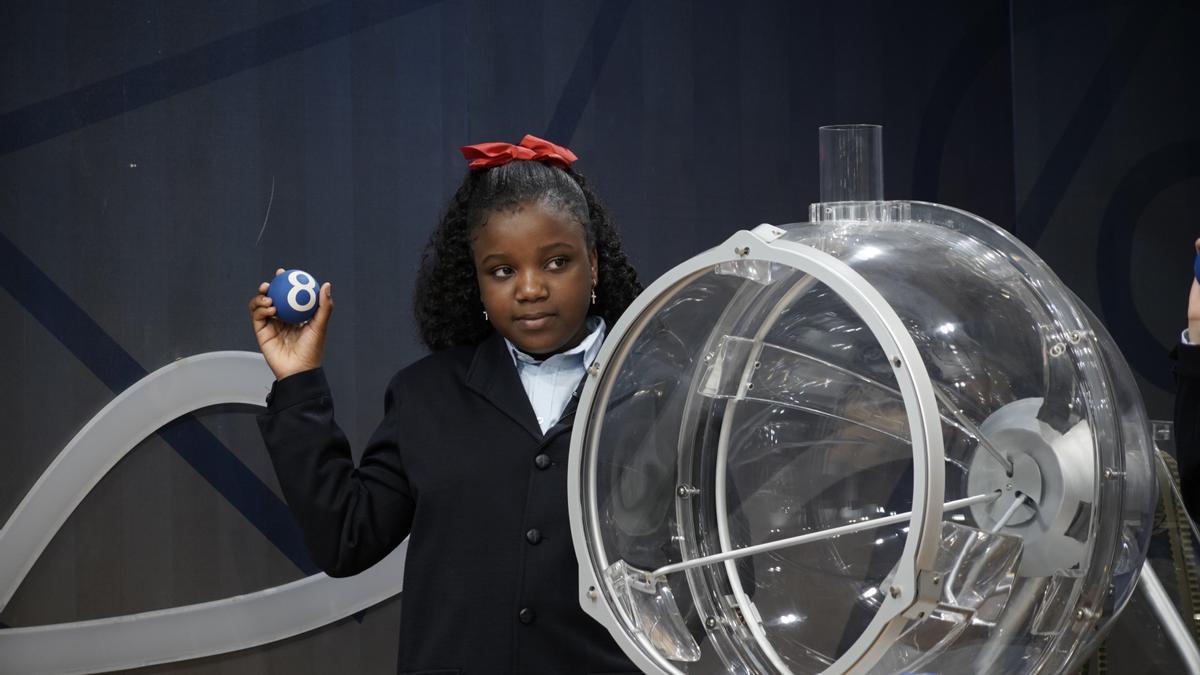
left=249, top=267, right=333, bottom=381
left=1191, top=239, right=1200, bottom=343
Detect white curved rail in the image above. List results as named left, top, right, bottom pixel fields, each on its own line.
left=0, top=351, right=406, bottom=674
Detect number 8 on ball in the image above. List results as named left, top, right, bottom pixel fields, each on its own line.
left=267, top=269, right=321, bottom=324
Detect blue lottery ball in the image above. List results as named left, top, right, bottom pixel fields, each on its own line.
left=267, top=269, right=321, bottom=324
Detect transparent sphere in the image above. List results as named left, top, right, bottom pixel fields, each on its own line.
left=569, top=202, right=1156, bottom=675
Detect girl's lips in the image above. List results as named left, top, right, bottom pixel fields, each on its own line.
left=515, top=314, right=553, bottom=330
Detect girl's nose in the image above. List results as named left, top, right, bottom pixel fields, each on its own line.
left=515, top=270, right=549, bottom=302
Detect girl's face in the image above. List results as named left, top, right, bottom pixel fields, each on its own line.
left=472, top=201, right=597, bottom=357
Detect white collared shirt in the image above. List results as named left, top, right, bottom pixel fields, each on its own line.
left=504, top=316, right=606, bottom=434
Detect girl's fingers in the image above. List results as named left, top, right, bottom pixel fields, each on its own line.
left=275, top=268, right=285, bottom=277
left=310, top=282, right=334, bottom=331
left=259, top=281, right=270, bottom=293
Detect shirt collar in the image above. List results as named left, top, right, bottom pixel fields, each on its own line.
left=504, top=315, right=606, bottom=367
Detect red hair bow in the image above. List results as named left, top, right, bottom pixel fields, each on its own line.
left=460, top=134, right=578, bottom=170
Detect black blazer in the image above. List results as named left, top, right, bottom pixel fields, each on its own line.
left=1173, top=342, right=1200, bottom=518
left=257, top=331, right=639, bottom=675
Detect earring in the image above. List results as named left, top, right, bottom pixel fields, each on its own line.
left=591, top=290, right=597, bottom=305
left=483, top=310, right=489, bottom=321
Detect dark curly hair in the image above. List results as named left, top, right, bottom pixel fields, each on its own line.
left=414, top=159, right=642, bottom=351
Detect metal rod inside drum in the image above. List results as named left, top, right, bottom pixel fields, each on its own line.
left=651, top=490, right=1002, bottom=578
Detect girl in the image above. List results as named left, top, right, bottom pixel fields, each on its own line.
left=247, top=134, right=643, bottom=674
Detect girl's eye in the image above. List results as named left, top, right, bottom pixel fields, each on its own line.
left=546, top=257, right=568, bottom=270
left=492, top=266, right=514, bottom=279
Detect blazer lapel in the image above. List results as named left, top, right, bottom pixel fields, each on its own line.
left=466, top=332, right=544, bottom=442
left=542, top=326, right=608, bottom=444
left=542, top=375, right=586, bottom=444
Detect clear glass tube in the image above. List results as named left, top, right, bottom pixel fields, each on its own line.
left=818, top=124, right=884, bottom=202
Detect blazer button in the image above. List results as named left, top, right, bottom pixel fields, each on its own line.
left=519, top=607, right=536, bottom=624
left=525, top=528, right=543, bottom=545
left=534, top=453, right=552, bottom=470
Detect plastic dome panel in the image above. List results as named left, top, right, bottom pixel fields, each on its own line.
left=567, top=204, right=1157, bottom=675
